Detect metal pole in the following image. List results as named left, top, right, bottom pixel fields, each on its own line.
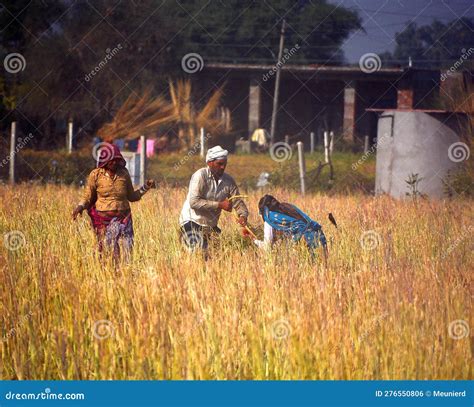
left=310, top=131, right=315, bottom=153
left=297, top=141, right=306, bottom=196
left=140, top=135, right=146, bottom=186
left=269, top=19, right=286, bottom=146
left=200, top=127, right=206, bottom=158
left=329, top=131, right=334, bottom=155
left=364, top=135, right=369, bottom=154
left=9, top=121, right=16, bottom=185
left=67, top=119, right=73, bottom=154
left=324, top=131, right=329, bottom=164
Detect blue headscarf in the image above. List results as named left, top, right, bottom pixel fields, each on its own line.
left=262, top=203, right=327, bottom=250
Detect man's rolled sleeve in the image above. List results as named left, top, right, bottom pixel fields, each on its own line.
left=229, top=184, right=248, bottom=219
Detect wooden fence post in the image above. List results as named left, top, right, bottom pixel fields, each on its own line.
left=297, top=141, right=306, bottom=196
left=329, top=131, right=334, bottom=156
left=140, top=135, right=146, bottom=185
left=324, top=131, right=329, bottom=164
left=67, top=119, right=73, bottom=154
left=364, top=135, right=369, bottom=154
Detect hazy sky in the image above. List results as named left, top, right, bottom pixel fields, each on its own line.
left=327, top=0, right=474, bottom=62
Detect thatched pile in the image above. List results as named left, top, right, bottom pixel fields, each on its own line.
left=98, top=80, right=230, bottom=150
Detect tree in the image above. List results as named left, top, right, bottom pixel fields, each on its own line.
left=0, top=0, right=362, bottom=147
left=0, top=0, right=66, bottom=135
left=0, top=0, right=65, bottom=51
left=391, top=18, right=474, bottom=68
left=169, top=0, right=362, bottom=64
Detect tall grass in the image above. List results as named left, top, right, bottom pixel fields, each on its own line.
left=0, top=185, right=471, bottom=379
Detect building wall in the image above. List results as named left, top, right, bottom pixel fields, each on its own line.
left=195, top=67, right=441, bottom=147
left=375, top=111, right=462, bottom=199
left=355, top=81, right=397, bottom=143
left=259, top=78, right=345, bottom=145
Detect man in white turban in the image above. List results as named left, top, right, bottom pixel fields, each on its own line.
left=179, top=145, right=248, bottom=254
left=205, top=145, right=228, bottom=162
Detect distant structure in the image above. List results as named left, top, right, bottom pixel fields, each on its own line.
left=196, top=63, right=471, bottom=199
left=372, top=109, right=468, bottom=199
left=196, top=63, right=441, bottom=144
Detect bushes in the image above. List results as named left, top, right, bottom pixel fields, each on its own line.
left=0, top=150, right=94, bottom=184
left=443, top=166, right=474, bottom=197
left=0, top=149, right=377, bottom=193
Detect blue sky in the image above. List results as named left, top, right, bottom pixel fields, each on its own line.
left=327, top=0, right=474, bottom=62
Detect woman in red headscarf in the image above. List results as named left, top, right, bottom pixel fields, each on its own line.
left=72, top=142, right=155, bottom=262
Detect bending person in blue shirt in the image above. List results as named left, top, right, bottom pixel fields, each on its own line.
left=246, top=194, right=328, bottom=265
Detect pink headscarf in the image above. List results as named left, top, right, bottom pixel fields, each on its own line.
left=97, top=142, right=126, bottom=168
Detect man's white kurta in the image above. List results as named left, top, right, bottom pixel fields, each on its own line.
left=179, top=167, right=248, bottom=228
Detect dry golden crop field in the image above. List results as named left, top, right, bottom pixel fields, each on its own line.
left=0, top=184, right=472, bottom=380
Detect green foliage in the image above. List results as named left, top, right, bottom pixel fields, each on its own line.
left=268, top=151, right=375, bottom=194
left=405, top=173, right=426, bottom=202
left=0, top=150, right=376, bottom=195
left=175, top=0, right=361, bottom=63
left=443, top=167, right=474, bottom=198
left=392, top=19, right=474, bottom=67
left=0, top=0, right=362, bottom=146
left=0, top=150, right=94, bottom=184
left=0, top=0, right=66, bottom=50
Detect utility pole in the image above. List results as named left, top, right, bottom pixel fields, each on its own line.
left=270, top=19, right=286, bottom=146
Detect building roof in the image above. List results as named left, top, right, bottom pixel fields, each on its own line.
left=366, top=108, right=469, bottom=114
left=206, top=62, right=404, bottom=74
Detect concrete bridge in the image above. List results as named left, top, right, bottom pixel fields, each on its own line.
left=196, top=63, right=441, bottom=145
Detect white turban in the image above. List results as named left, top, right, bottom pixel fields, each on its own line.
left=206, top=145, right=228, bottom=162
